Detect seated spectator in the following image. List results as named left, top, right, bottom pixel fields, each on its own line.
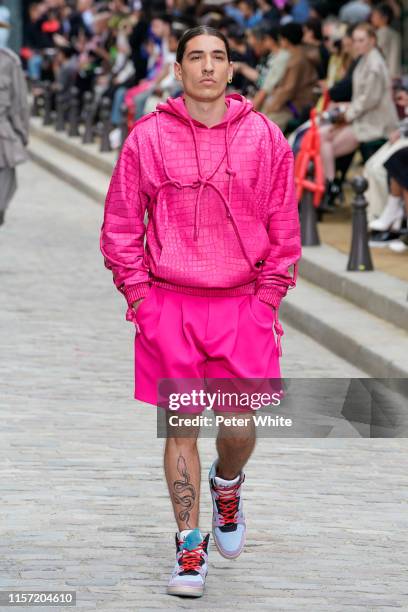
left=302, top=17, right=330, bottom=79
left=381, top=146, right=408, bottom=252
left=231, top=25, right=273, bottom=98
left=226, top=24, right=257, bottom=94
left=319, top=23, right=398, bottom=197
left=365, top=89, right=408, bottom=230
left=371, top=2, right=401, bottom=79
left=141, top=28, right=183, bottom=115
left=263, top=22, right=319, bottom=131
left=0, top=0, right=10, bottom=49
left=251, top=26, right=290, bottom=111
left=225, top=0, right=264, bottom=29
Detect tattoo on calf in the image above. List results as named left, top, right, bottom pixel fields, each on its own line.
left=172, top=454, right=196, bottom=527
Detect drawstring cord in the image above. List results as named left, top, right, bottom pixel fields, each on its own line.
left=126, top=304, right=141, bottom=333
left=153, top=111, right=259, bottom=273
left=273, top=308, right=284, bottom=358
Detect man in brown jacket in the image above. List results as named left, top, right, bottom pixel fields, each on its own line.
left=263, top=23, right=318, bottom=131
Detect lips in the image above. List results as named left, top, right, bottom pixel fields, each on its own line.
left=200, top=79, right=216, bottom=84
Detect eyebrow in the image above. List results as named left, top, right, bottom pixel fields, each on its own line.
left=186, top=49, right=227, bottom=57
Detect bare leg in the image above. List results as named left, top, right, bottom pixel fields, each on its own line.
left=320, top=125, right=359, bottom=181
left=402, top=188, right=408, bottom=215
left=390, top=177, right=403, bottom=197
left=215, top=412, right=256, bottom=479
left=163, top=416, right=201, bottom=531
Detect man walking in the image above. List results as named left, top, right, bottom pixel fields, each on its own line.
left=100, top=25, right=301, bottom=597
left=0, top=28, right=30, bottom=227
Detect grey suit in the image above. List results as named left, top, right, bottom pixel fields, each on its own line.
left=0, top=47, right=29, bottom=214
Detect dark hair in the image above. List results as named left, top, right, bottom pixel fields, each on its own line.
left=176, top=25, right=231, bottom=63
left=372, top=2, right=394, bottom=23
left=248, top=24, right=270, bottom=41
left=227, top=23, right=246, bottom=43
left=304, top=18, right=323, bottom=41
left=279, top=22, right=303, bottom=46
left=264, top=24, right=281, bottom=43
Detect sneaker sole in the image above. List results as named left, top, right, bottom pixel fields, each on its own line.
left=212, top=527, right=246, bottom=559
left=167, top=585, right=204, bottom=597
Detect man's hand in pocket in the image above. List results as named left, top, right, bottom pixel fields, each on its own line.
left=132, top=298, right=145, bottom=312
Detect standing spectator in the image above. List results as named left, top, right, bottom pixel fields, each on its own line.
left=0, top=43, right=30, bottom=227
left=371, top=2, right=401, bottom=78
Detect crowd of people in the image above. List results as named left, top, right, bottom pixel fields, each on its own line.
left=14, top=0, right=408, bottom=252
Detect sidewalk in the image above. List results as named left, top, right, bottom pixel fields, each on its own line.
left=0, top=161, right=407, bottom=610
left=318, top=194, right=408, bottom=283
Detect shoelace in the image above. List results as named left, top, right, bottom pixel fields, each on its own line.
left=215, top=482, right=241, bottom=524
left=178, top=541, right=206, bottom=572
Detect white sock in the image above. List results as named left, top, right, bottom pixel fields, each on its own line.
left=214, top=473, right=240, bottom=487
left=178, top=529, right=193, bottom=540
left=385, top=195, right=402, bottom=211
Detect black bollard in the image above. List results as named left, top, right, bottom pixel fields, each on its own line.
left=54, top=84, right=66, bottom=132
left=100, top=96, right=112, bottom=152
left=82, top=91, right=95, bottom=144
left=347, top=176, right=374, bottom=271
left=299, top=161, right=320, bottom=246
left=42, top=81, right=53, bottom=126
left=119, top=102, right=128, bottom=150
left=31, top=83, right=42, bottom=118
left=67, top=86, right=80, bottom=137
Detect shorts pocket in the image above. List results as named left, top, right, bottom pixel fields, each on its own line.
left=134, top=285, right=154, bottom=321
left=248, top=295, right=275, bottom=328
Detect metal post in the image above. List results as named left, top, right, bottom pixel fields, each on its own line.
left=299, top=161, right=320, bottom=246
left=100, top=96, right=112, bottom=153
left=347, top=176, right=374, bottom=271
left=82, top=91, right=95, bottom=144
left=67, top=86, right=80, bottom=137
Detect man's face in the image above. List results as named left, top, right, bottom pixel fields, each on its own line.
left=238, top=1, right=252, bottom=19
left=371, top=10, right=383, bottom=29
left=174, top=35, right=233, bottom=102
left=151, top=18, right=166, bottom=39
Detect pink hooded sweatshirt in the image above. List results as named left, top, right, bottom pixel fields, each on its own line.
left=100, top=93, right=302, bottom=345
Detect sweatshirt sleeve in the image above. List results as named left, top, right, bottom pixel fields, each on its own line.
left=255, top=130, right=302, bottom=308
left=100, top=133, right=151, bottom=307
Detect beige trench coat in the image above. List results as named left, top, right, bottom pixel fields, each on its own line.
left=345, top=47, right=398, bottom=142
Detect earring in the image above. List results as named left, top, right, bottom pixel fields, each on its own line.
left=228, top=77, right=232, bottom=83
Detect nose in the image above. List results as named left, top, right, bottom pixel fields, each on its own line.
left=203, top=54, right=214, bottom=73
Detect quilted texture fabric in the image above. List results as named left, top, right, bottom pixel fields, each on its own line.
left=100, top=93, right=302, bottom=314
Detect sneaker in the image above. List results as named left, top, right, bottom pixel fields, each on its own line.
left=167, top=528, right=210, bottom=597
left=388, top=238, right=408, bottom=253
left=368, top=229, right=402, bottom=248
left=209, top=460, right=246, bottom=559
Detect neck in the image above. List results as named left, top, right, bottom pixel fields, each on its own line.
left=183, top=94, right=228, bottom=128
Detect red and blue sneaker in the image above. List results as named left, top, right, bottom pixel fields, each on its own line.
left=167, top=528, right=210, bottom=597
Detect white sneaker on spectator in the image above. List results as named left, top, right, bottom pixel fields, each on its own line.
left=388, top=239, right=408, bottom=253
left=109, top=127, right=122, bottom=150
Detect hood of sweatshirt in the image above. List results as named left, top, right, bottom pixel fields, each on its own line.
left=156, top=92, right=254, bottom=128
left=153, top=93, right=259, bottom=272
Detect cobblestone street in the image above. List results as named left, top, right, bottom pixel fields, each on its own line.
left=1, top=161, right=407, bottom=611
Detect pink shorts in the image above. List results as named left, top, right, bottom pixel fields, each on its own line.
left=129, top=285, right=284, bottom=413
